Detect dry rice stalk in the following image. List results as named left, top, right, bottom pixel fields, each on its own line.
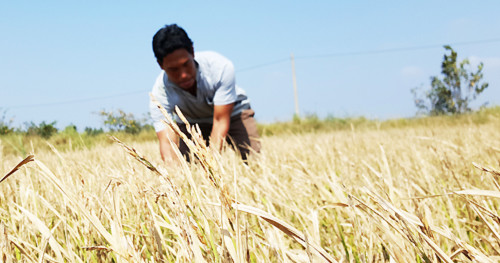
left=468, top=199, right=500, bottom=224
left=443, top=228, right=494, bottom=262
left=37, top=235, right=50, bottom=263
left=364, top=190, right=453, bottom=240
left=414, top=227, right=453, bottom=263
left=175, top=109, right=236, bottom=230
left=414, top=202, right=434, bottom=241
left=0, top=222, right=12, bottom=263
left=0, top=155, right=34, bottom=184
left=449, top=248, right=466, bottom=260
left=34, top=160, right=135, bottom=261
left=233, top=203, right=338, bottom=263
left=7, top=236, right=38, bottom=263
left=360, top=190, right=458, bottom=261
left=466, top=199, right=500, bottom=247
left=109, top=135, right=202, bottom=262
left=349, top=195, right=416, bottom=262
left=414, top=136, right=460, bottom=151
left=150, top=94, right=236, bottom=229
left=81, top=246, right=113, bottom=252
left=15, top=204, right=66, bottom=262
left=451, top=189, right=500, bottom=199
left=368, top=189, right=497, bottom=262
left=473, top=162, right=500, bottom=177
left=473, top=162, right=500, bottom=191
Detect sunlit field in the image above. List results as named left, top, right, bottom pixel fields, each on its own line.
left=1, top=108, right=500, bottom=262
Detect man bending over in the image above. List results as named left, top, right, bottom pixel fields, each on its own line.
left=149, top=24, right=261, bottom=163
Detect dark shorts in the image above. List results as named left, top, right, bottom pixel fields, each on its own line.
left=177, top=109, right=261, bottom=161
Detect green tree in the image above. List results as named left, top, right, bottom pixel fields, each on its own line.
left=62, top=124, right=78, bottom=135
left=412, top=45, right=489, bottom=115
left=99, top=109, right=143, bottom=134
left=84, top=127, right=104, bottom=136
left=26, top=121, right=58, bottom=138
left=0, top=109, right=14, bottom=135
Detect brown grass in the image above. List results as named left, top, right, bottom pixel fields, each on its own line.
left=1, top=111, right=499, bottom=262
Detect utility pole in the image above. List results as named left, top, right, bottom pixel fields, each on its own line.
left=291, top=53, right=300, bottom=118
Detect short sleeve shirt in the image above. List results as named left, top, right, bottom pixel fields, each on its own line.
left=149, top=51, right=250, bottom=132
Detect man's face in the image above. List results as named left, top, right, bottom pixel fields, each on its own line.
left=160, top=48, right=197, bottom=91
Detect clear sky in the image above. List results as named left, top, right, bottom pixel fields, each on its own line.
left=1, top=1, right=499, bottom=130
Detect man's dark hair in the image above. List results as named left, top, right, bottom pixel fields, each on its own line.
left=152, top=24, right=194, bottom=64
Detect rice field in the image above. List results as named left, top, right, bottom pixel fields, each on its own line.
left=1, top=111, right=500, bottom=262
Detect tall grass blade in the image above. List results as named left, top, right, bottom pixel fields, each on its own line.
left=233, top=203, right=337, bottom=263
left=0, top=155, right=34, bottom=184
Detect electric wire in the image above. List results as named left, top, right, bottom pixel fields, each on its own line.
left=295, top=38, right=500, bottom=60
left=5, top=89, right=149, bottom=109
left=5, top=37, right=500, bottom=109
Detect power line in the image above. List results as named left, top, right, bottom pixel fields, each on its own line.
left=6, top=89, right=149, bottom=109
left=235, top=37, right=500, bottom=72
left=6, top=37, right=499, bottom=109
left=295, top=38, right=500, bottom=60
left=236, top=57, right=290, bottom=72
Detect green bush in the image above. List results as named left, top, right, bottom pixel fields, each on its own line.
left=26, top=121, right=58, bottom=138
left=62, top=124, right=78, bottom=135
left=0, top=110, right=14, bottom=135
left=0, top=123, right=14, bottom=135
left=84, top=127, right=104, bottom=136
left=99, top=109, right=148, bottom=134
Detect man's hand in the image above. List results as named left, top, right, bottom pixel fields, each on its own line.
left=156, top=126, right=180, bottom=164
left=210, top=103, right=234, bottom=150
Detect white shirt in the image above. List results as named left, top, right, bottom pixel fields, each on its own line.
left=149, top=51, right=251, bottom=132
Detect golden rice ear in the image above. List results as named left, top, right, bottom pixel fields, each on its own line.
left=233, top=203, right=337, bottom=263
left=149, top=93, right=184, bottom=134
left=109, top=135, right=204, bottom=261
left=15, top=205, right=65, bottom=262
left=0, top=155, right=34, bottom=184
left=175, top=105, right=190, bottom=128
left=452, top=189, right=500, bottom=199
left=150, top=93, right=201, bottom=154
left=473, top=162, right=500, bottom=177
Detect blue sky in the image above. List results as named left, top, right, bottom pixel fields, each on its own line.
left=1, top=1, right=499, bottom=130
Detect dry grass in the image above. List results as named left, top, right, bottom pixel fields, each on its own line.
left=1, top=113, right=500, bottom=262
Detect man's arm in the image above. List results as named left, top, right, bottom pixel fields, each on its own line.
left=156, top=126, right=180, bottom=163
left=210, top=103, right=234, bottom=150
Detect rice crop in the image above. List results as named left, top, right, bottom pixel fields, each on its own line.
left=1, top=110, right=499, bottom=262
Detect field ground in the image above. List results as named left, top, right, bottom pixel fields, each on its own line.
left=1, top=108, right=500, bottom=262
